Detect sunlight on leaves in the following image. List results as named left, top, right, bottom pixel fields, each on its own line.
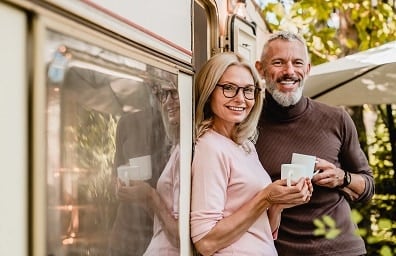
left=326, top=229, right=341, bottom=239
left=322, top=215, right=337, bottom=228
left=351, top=209, right=363, bottom=224
left=378, top=218, right=393, bottom=230
left=379, top=245, right=392, bottom=256
left=313, top=215, right=341, bottom=240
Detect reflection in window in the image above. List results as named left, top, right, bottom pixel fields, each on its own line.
left=46, top=30, right=180, bottom=255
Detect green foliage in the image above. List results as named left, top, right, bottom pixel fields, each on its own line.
left=313, top=208, right=396, bottom=255
left=73, top=107, right=119, bottom=247
left=351, top=209, right=367, bottom=236
left=360, top=105, right=396, bottom=255
left=313, top=215, right=341, bottom=239
left=262, top=0, right=396, bottom=65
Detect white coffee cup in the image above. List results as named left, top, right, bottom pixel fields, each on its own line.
left=291, top=153, right=317, bottom=179
left=129, top=155, right=152, bottom=180
left=117, top=165, right=152, bottom=183
left=281, top=163, right=307, bottom=187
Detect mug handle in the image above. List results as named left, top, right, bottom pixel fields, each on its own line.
left=287, top=170, right=292, bottom=187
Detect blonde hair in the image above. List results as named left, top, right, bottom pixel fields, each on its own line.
left=195, top=52, right=263, bottom=145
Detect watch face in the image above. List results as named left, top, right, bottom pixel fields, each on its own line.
left=345, top=171, right=351, bottom=186
left=340, top=171, right=351, bottom=188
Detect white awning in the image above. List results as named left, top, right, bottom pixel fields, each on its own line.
left=304, top=41, right=396, bottom=106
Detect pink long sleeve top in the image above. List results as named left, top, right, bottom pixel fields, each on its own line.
left=191, top=129, right=277, bottom=255
left=143, top=144, right=180, bottom=256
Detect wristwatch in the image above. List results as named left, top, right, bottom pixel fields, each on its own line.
left=339, top=170, right=351, bottom=188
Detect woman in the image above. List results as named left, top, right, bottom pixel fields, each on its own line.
left=191, top=52, right=312, bottom=256
left=116, top=79, right=181, bottom=256
left=108, top=83, right=169, bottom=256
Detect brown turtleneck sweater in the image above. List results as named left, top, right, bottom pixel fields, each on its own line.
left=255, top=91, right=374, bottom=256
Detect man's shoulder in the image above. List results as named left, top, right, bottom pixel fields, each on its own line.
left=307, top=97, right=345, bottom=115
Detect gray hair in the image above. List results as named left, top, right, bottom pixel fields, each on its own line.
left=260, top=31, right=309, bottom=62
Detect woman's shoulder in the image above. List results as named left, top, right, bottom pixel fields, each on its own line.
left=195, top=130, right=254, bottom=157
left=195, top=129, right=235, bottom=153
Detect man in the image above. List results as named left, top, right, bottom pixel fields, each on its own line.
left=254, top=31, right=375, bottom=255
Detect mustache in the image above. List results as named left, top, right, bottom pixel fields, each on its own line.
left=276, top=75, right=300, bottom=83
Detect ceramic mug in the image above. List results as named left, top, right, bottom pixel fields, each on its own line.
left=281, top=163, right=307, bottom=187
left=291, top=153, right=317, bottom=179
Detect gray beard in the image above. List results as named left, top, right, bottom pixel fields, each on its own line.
left=268, top=86, right=303, bottom=107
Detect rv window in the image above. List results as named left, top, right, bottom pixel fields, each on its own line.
left=45, top=30, right=180, bottom=255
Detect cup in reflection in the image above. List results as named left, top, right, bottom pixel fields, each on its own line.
left=117, top=164, right=152, bottom=184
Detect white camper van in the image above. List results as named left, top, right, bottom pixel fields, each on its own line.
left=0, top=1, right=269, bottom=255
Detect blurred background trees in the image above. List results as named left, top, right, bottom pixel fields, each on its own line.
left=257, top=0, right=396, bottom=255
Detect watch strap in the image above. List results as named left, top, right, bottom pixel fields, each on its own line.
left=339, top=170, right=351, bottom=188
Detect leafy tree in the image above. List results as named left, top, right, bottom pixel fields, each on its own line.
left=260, top=0, right=396, bottom=255
left=263, top=0, right=396, bottom=61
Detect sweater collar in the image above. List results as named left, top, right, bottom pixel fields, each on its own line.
left=263, top=90, right=308, bottom=121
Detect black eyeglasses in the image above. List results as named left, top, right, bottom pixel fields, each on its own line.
left=159, top=89, right=179, bottom=103
left=216, top=83, right=260, bottom=100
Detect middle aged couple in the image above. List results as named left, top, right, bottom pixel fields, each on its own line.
left=190, top=30, right=374, bottom=256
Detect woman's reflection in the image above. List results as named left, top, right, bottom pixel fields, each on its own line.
left=108, top=80, right=168, bottom=256
left=109, top=80, right=180, bottom=256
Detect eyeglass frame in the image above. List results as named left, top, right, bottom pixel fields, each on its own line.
left=216, top=83, right=261, bottom=100
left=159, top=89, right=179, bottom=103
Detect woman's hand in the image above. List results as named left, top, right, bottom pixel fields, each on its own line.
left=265, top=178, right=312, bottom=208
left=117, top=180, right=154, bottom=207
left=266, top=177, right=312, bottom=239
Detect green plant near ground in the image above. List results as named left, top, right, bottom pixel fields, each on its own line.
left=313, top=215, right=341, bottom=239
left=313, top=207, right=395, bottom=256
